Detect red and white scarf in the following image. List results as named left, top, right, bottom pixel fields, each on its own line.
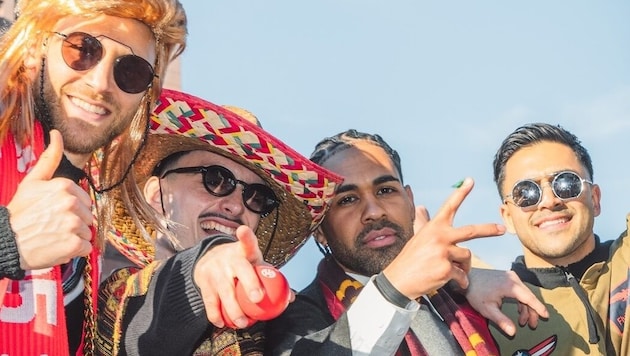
left=0, top=122, right=100, bottom=356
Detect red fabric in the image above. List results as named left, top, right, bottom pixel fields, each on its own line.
left=0, top=122, right=86, bottom=355
left=428, top=289, right=499, bottom=355
left=0, top=122, right=45, bottom=205
left=0, top=122, right=46, bottom=306
left=457, top=298, right=499, bottom=352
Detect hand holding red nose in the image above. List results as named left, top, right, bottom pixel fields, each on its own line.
left=222, top=265, right=291, bottom=328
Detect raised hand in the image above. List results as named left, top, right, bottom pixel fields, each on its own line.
left=383, top=178, right=506, bottom=300
left=193, top=225, right=294, bottom=328
left=6, top=130, right=93, bottom=270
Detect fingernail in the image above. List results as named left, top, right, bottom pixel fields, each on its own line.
left=249, top=288, right=263, bottom=302
left=235, top=317, right=249, bottom=329
left=451, top=179, right=465, bottom=188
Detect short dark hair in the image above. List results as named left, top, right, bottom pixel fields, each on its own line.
left=310, top=129, right=403, bottom=183
left=492, top=122, right=594, bottom=197
left=151, top=150, right=190, bottom=177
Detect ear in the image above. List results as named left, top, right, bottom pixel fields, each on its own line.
left=590, top=183, right=602, bottom=217
left=499, top=203, right=517, bottom=234
left=143, top=176, right=163, bottom=213
left=313, top=225, right=328, bottom=246
left=404, top=183, right=415, bottom=209
left=404, top=184, right=414, bottom=204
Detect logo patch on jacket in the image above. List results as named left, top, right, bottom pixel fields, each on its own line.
left=609, top=269, right=630, bottom=334
left=512, top=335, right=557, bottom=356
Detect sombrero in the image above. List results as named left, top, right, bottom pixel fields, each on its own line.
left=108, top=88, right=343, bottom=268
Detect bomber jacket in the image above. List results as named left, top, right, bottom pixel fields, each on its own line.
left=490, top=228, right=630, bottom=356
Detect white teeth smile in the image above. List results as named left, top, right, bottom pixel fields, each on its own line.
left=70, top=97, right=107, bottom=115
left=374, top=236, right=386, bottom=241
left=539, top=218, right=568, bottom=228
left=200, top=221, right=236, bottom=236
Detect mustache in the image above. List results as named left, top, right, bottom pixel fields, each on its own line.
left=198, top=211, right=244, bottom=226
left=356, top=219, right=405, bottom=243
left=68, top=86, right=117, bottom=108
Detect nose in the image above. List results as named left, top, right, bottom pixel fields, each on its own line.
left=537, top=182, right=563, bottom=210
left=217, top=186, right=246, bottom=216
left=360, top=194, right=387, bottom=223
left=80, top=54, right=116, bottom=93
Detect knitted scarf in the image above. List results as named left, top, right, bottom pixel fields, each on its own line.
left=316, top=257, right=498, bottom=356
left=0, top=121, right=100, bottom=355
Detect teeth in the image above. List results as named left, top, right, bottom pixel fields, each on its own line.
left=70, top=97, right=107, bottom=115
left=200, top=221, right=236, bottom=236
left=539, top=218, right=568, bottom=228
left=374, top=236, right=385, bottom=241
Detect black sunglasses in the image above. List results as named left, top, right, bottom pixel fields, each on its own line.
left=53, top=31, right=156, bottom=94
left=160, top=165, right=279, bottom=216
left=505, top=171, right=592, bottom=210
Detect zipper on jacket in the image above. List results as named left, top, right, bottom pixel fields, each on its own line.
left=561, top=268, right=599, bottom=344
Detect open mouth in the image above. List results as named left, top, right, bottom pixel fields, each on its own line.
left=200, top=221, right=237, bottom=237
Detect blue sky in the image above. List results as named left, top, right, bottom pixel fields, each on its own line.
left=178, top=1, right=630, bottom=290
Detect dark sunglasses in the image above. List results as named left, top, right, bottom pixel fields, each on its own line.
left=160, top=165, right=279, bottom=216
left=53, top=31, right=156, bottom=94
left=505, top=171, right=592, bottom=209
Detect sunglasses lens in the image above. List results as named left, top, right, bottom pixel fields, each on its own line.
left=61, top=32, right=102, bottom=71
left=243, top=185, right=278, bottom=215
left=553, top=172, right=583, bottom=199
left=512, top=180, right=541, bottom=208
left=203, top=166, right=237, bottom=197
left=203, top=166, right=277, bottom=215
left=114, top=55, right=155, bottom=94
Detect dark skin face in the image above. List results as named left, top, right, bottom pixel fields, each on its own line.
left=315, top=142, right=415, bottom=276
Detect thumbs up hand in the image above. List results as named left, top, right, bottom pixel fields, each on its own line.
left=6, top=130, right=93, bottom=270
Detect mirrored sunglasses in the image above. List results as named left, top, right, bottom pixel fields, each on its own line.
left=161, top=165, right=280, bottom=216
left=54, top=31, right=156, bottom=94
left=505, top=171, right=592, bottom=209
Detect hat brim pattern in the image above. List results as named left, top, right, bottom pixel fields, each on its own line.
left=109, top=89, right=342, bottom=268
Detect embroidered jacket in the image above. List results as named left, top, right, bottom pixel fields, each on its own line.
left=95, top=237, right=265, bottom=355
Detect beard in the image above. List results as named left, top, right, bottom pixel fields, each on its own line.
left=34, top=64, right=136, bottom=155
left=327, top=219, right=412, bottom=276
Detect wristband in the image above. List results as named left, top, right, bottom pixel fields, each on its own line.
left=0, top=206, right=26, bottom=280
left=374, top=271, right=412, bottom=308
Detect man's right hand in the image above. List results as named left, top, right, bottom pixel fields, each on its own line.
left=194, top=225, right=296, bottom=329
left=6, top=129, right=93, bottom=270
left=384, top=178, right=506, bottom=300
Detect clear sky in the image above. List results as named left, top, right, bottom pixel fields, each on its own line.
left=178, top=0, right=630, bottom=291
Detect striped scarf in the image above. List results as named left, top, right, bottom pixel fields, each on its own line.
left=317, top=257, right=498, bottom=356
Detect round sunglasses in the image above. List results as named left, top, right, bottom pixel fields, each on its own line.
left=53, top=31, right=156, bottom=94
left=505, top=170, right=592, bottom=209
left=160, top=165, right=280, bottom=216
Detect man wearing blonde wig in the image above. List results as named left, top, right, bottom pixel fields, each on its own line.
left=0, top=0, right=187, bottom=354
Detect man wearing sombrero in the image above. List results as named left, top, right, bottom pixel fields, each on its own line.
left=94, top=89, right=343, bottom=355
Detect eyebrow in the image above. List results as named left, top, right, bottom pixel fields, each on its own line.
left=335, top=174, right=401, bottom=194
